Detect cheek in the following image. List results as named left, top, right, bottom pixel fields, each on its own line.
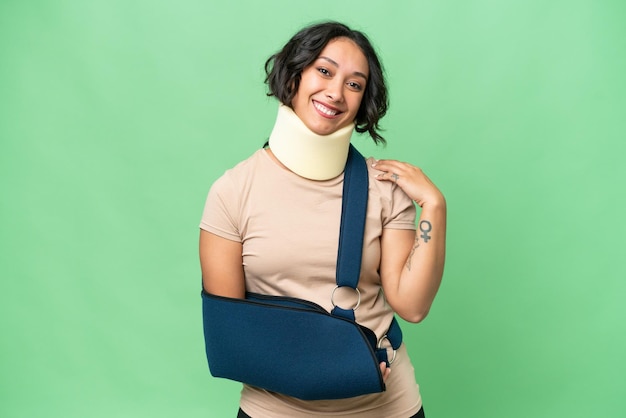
left=350, top=96, right=365, bottom=118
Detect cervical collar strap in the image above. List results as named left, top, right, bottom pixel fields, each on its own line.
left=268, top=104, right=354, bottom=180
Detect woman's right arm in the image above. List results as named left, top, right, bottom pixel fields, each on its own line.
left=199, top=229, right=246, bottom=298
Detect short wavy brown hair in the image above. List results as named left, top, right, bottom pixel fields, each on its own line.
left=264, top=21, right=388, bottom=144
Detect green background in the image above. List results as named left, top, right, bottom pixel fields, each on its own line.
left=1, top=1, right=625, bottom=417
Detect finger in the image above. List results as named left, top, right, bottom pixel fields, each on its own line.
left=375, top=170, right=401, bottom=183
left=379, top=362, right=392, bottom=382
left=371, top=159, right=409, bottom=173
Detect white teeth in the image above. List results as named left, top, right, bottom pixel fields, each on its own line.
left=314, top=102, right=338, bottom=116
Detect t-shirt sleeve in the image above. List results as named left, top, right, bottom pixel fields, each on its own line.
left=383, top=184, right=417, bottom=230
left=199, top=172, right=242, bottom=242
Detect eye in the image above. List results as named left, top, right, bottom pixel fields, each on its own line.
left=347, top=81, right=363, bottom=91
left=317, top=67, right=331, bottom=76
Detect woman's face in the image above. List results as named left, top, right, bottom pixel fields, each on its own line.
left=291, top=37, right=369, bottom=136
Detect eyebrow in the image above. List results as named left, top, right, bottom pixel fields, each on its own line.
left=318, top=56, right=368, bottom=81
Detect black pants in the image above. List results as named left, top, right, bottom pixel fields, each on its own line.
left=237, top=406, right=425, bottom=418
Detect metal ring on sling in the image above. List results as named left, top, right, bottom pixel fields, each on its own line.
left=378, top=335, right=397, bottom=365
left=330, top=286, right=361, bottom=311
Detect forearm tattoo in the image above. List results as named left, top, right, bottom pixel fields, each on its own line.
left=419, top=220, right=432, bottom=242
left=405, top=220, right=433, bottom=271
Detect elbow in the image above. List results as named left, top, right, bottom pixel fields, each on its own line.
left=400, top=308, right=430, bottom=324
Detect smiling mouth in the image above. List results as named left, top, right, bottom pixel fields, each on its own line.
left=313, top=101, right=341, bottom=117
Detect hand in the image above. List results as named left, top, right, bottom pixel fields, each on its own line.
left=380, top=362, right=391, bottom=382
left=372, top=159, right=444, bottom=208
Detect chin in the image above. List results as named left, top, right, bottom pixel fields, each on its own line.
left=303, top=121, right=333, bottom=136
left=311, top=127, right=333, bottom=135
left=311, top=119, right=351, bottom=136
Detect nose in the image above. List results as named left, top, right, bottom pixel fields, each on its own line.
left=325, top=78, right=344, bottom=103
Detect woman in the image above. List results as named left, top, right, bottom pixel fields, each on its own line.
left=200, top=21, right=446, bottom=418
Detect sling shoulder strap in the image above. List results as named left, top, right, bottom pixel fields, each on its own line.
left=331, top=145, right=403, bottom=360
left=331, top=144, right=368, bottom=321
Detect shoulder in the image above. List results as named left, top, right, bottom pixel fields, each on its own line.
left=210, top=149, right=266, bottom=190
left=201, top=150, right=267, bottom=232
left=220, top=149, right=266, bottom=179
left=364, top=157, right=401, bottom=199
left=364, top=156, right=417, bottom=227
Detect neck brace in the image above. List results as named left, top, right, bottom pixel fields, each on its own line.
left=268, top=104, right=354, bottom=180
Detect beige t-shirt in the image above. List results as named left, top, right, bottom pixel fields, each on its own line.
left=200, top=149, right=422, bottom=418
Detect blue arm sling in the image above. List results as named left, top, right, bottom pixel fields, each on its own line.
left=201, top=145, right=402, bottom=400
